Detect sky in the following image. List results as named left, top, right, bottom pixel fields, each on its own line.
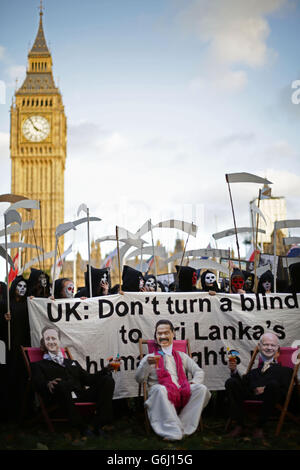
left=0, top=0, right=300, bottom=273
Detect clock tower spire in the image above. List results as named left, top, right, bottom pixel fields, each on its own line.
left=10, top=5, right=67, bottom=274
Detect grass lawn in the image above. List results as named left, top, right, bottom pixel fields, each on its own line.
left=0, top=393, right=300, bottom=453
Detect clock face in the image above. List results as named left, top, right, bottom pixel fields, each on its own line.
left=22, top=115, right=50, bottom=142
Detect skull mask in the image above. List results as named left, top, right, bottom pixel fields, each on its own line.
left=231, top=276, right=244, bottom=292
left=100, top=273, right=108, bottom=284
left=16, top=281, right=27, bottom=297
left=145, top=277, right=156, bottom=290
left=205, top=272, right=216, bottom=286
left=39, top=273, right=47, bottom=288
left=262, top=281, right=272, bottom=293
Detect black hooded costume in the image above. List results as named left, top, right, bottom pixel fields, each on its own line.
left=144, top=274, right=157, bottom=291
left=175, top=265, right=198, bottom=292
left=230, top=268, right=245, bottom=294
left=27, top=268, right=51, bottom=298
left=75, top=266, right=111, bottom=298
left=242, top=270, right=255, bottom=293
left=53, top=278, right=74, bottom=299
left=122, top=266, right=145, bottom=292
left=200, top=270, right=220, bottom=292
left=8, top=275, right=31, bottom=350
left=257, top=270, right=274, bottom=294
left=5, top=276, right=31, bottom=416
left=289, top=262, right=300, bottom=294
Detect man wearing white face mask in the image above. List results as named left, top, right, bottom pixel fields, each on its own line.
left=53, top=278, right=75, bottom=299
left=200, top=270, right=220, bottom=295
left=257, top=270, right=274, bottom=295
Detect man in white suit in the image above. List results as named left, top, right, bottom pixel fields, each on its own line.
left=135, top=319, right=211, bottom=441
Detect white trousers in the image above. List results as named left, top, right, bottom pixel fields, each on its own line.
left=145, top=383, right=211, bottom=440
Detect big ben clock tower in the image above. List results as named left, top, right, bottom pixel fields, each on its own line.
left=10, top=5, right=66, bottom=272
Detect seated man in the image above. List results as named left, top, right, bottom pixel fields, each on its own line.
left=31, top=325, right=115, bottom=437
left=135, top=319, right=211, bottom=441
left=225, top=332, right=293, bottom=439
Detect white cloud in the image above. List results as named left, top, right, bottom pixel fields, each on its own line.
left=180, top=0, right=288, bottom=92
left=0, top=132, right=11, bottom=197
left=0, top=132, right=9, bottom=160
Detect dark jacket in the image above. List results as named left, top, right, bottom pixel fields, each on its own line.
left=31, top=357, right=109, bottom=397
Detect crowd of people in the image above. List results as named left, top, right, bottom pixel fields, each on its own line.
left=0, top=260, right=299, bottom=442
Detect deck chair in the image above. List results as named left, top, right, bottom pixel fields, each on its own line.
left=226, top=346, right=300, bottom=436
left=138, top=338, right=203, bottom=434
left=21, top=346, right=96, bottom=433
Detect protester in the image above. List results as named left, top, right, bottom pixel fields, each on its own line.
left=242, top=271, right=255, bottom=293
left=175, top=265, right=199, bottom=292
left=53, top=278, right=75, bottom=299
left=230, top=268, right=246, bottom=294
left=144, top=274, right=157, bottom=292
left=289, top=262, right=300, bottom=293
left=75, top=266, right=111, bottom=298
left=225, top=332, right=293, bottom=439
left=31, top=325, right=115, bottom=437
left=257, top=270, right=274, bottom=294
left=27, top=268, right=51, bottom=298
left=4, top=275, right=31, bottom=417
left=135, top=319, right=211, bottom=441
left=200, top=270, right=220, bottom=294
left=122, top=265, right=145, bottom=292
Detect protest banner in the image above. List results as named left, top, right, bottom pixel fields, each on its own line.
left=28, top=291, right=300, bottom=398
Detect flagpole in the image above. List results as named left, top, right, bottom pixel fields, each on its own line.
left=39, top=200, right=45, bottom=272
left=51, top=237, right=58, bottom=297
left=253, top=189, right=261, bottom=293
left=87, top=207, right=92, bottom=299
left=140, top=243, right=143, bottom=273
left=174, top=227, right=191, bottom=291
left=150, top=219, right=158, bottom=291
left=273, top=224, right=277, bottom=294
left=116, top=226, right=123, bottom=293
left=225, top=174, right=241, bottom=270
left=228, top=246, right=232, bottom=293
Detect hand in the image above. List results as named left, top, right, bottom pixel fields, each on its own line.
left=208, top=290, right=216, bottom=296
left=101, top=281, right=109, bottom=295
left=47, top=378, right=62, bottom=393
left=106, top=356, right=121, bottom=371
left=4, top=311, right=11, bottom=321
left=254, top=386, right=265, bottom=396
left=147, top=356, right=157, bottom=365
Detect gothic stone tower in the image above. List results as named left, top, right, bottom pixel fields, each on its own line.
left=10, top=7, right=66, bottom=273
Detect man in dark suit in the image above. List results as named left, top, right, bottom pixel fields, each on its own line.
left=31, top=325, right=115, bottom=437
left=225, top=332, right=293, bottom=439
